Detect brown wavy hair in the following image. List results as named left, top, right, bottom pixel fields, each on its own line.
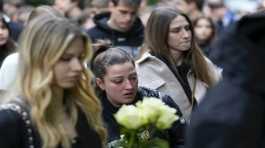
left=144, top=7, right=216, bottom=87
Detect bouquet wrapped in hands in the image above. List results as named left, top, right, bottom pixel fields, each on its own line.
left=108, top=97, right=179, bottom=148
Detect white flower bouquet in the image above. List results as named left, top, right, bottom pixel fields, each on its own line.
left=109, top=97, right=179, bottom=148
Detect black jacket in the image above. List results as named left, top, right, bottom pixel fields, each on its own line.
left=186, top=12, right=265, bottom=148
left=101, top=87, right=185, bottom=147
left=0, top=102, right=102, bottom=148
left=87, top=12, right=144, bottom=56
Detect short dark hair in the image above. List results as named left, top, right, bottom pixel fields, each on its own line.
left=110, top=0, right=142, bottom=8
left=186, top=0, right=205, bottom=11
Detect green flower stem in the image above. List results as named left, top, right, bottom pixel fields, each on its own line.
left=128, top=131, right=136, bottom=148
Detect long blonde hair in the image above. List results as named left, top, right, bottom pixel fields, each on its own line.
left=16, top=15, right=106, bottom=147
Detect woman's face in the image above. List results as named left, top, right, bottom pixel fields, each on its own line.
left=53, top=38, right=85, bottom=89
left=0, top=20, right=9, bottom=46
left=174, top=0, right=189, bottom=14
left=168, top=15, right=192, bottom=57
left=54, top=0, right=75, bottom=14
left=194, top=18, right=213, bottom=42
left=96, top=62, right=138, bottom=107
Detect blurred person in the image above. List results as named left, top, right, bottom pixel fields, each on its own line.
left=53, top=0, right=83, bottom=18
left=0, top=5, right=64, bottom=91
left=13, top=5, right=33, bottom=26
left=0, top=15, right=22, bottom=42
left=0, top=15, right=106, bottom=148
left=158, top=0, right=189, bottom=14
left=74, top=8, right=96, bottom=30
left=91, top=46, right=186, bottom=147
left=204, top=0, right=236, bottom=36
left=261, top=0, right=265, bottom=10
left=193, top=16, right=216, bottom=57
left=257, top=0, right=265, bottom=11
left=91, top=0, right=109, bottom=12
left=203, top=0, right=237, bottom=67
left=0, top=13, right=16, bottom=66
left=186, top=12, right=265, bottom=148
left=139, top=6, right=152, bottom=26
left=87, top=0, right=144, bottom=58
left=185, top=0, right=204, bottom=21
left=2, top=0, right=24, bottom=20
left=158, top=0, right=204, bottom=21
left=136, top=7, right=221, bottom=120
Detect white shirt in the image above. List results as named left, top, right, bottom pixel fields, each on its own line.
left=0, top=53, right=18, bottom=90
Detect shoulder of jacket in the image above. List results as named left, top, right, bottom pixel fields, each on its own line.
left=0, top=102, right=36, bottom=147
left=0, top=103, right=22, bottom=119
left=136, top=52, right=161, bottom=65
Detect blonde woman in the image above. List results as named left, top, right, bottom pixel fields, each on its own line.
left=136, top=7, right=221, bottom=121
left=0, top=15, right=106, bottom=147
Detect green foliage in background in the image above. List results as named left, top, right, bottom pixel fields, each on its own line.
left=148, top=0, right=160, bottom=5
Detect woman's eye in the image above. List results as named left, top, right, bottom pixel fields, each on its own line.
left=184, top=25, right=191, bottom=31
left=170, top=28, right=181, bottom=33
left=112, top=79, right=123, bottom=84
left=129, top=76, right=137, bottom=81
left=60, top=57, right=71, bottom=62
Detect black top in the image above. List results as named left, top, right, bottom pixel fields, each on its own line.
left=101, top=87, right=186, bottom=147
left=0, top=102, right=102, bottom=148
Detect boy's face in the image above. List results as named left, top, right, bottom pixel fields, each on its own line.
left=109, top=1, right=139, bottom=32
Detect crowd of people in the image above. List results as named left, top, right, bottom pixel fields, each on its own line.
left=0, top=0, right=264, bottom=147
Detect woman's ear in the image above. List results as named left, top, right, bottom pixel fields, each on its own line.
left=96, top=78, right=105, bottom=90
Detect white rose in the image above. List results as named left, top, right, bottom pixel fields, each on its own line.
left=156, top=105, right=179, bottom=130
left=114, top=105, right=144, bottom=129
left=136, top=97, right=166, bottom=123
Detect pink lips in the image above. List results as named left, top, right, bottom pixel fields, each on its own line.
left=68, top=75, right=80, bottom=82
left=123, top=92, right=135, bottom=99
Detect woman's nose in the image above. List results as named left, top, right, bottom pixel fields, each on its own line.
left=124, top=79, right=134, bottom=89
left=70, top=58, right=83, bottom=71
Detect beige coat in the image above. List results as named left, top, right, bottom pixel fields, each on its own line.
left=136, top=52, right=222, bottom=120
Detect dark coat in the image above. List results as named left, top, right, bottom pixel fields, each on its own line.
left=101, top=87, right=186, bottom=147
left=0, top=102, right=102, bottom=148
left=9, top=21, right=23, bottom=41
left=186, top=12, right=265, bottom=148
left=87, top=12, right=144, bottom=47
left=87, top=12, right=144, bottom=57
